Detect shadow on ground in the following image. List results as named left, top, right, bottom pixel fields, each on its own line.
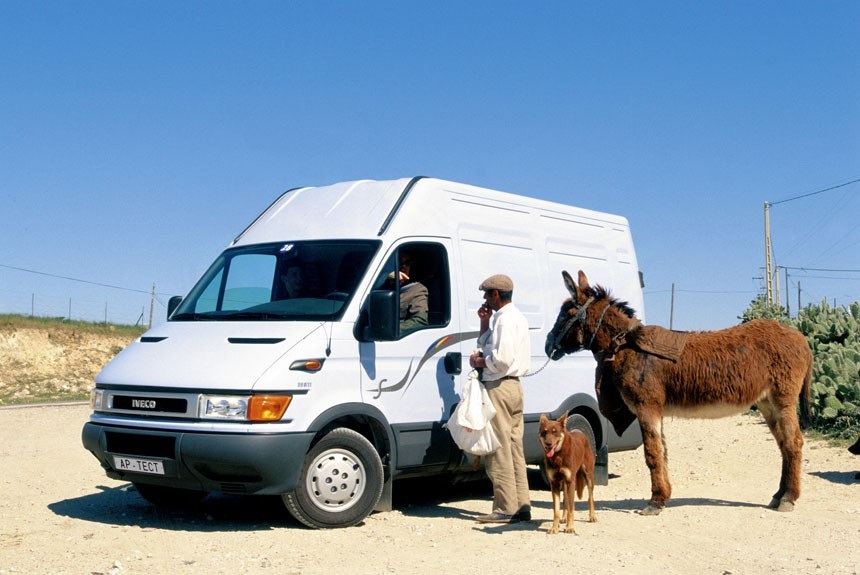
left=49, top=467, right=772, bottom=532
left=808, top=470, right=859, bottom=485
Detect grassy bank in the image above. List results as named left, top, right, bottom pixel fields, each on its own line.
left=0, top=314, right=145, bottom=406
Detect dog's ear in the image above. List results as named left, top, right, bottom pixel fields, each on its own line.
left=557, top=410, right=569, bottom=426
left=539, top=413, right=549, bottom=425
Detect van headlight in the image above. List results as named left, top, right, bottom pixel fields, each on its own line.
left=199, top=394, right=292, bottom=422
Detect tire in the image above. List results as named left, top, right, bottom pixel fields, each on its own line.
left=133, top=483, right=207, bottom=508
left=282, top=428, right=384, bottom=529
left=540, top=413, right=597, bottom=488
left=566, top=413, right=597, bottom=456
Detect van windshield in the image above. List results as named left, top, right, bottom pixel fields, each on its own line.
left=170, top=241, right=379, bottom=321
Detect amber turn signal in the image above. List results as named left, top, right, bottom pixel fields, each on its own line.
left=248, top=395, right=292, bottom=421
left=289, top=359, right=324, bottom=372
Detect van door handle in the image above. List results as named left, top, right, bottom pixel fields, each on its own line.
left=443, top=352, right=462, bottom=375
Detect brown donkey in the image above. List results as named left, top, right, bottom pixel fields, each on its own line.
left=545, top=270, right=812, bottom=515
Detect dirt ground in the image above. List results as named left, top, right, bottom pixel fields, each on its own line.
left=1, top=404, right=858, bottom=575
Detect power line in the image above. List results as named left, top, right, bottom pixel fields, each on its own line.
left=764, top=175, right=860, bottom=305
left=780, top=266, right=860, bottom=273
left=769, top=176, right=860, bottom=206
left=0, top=262, right=152, bottom=295
left=645, top=287, right=756, bottom=295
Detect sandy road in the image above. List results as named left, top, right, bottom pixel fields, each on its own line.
left=1, top=403, right=858, bottom=575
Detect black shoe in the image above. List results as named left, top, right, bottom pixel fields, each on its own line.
left=514, top=509, right=531, bottom=522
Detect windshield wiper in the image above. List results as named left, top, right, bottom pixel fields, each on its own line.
left=224, top=311, right=288, bottom=320
left=170, top=312, right=219, bottom=321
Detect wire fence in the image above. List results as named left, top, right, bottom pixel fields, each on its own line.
left=0, top=262, right=185, bottom=327
left=0, top=285, right=169, bottom=327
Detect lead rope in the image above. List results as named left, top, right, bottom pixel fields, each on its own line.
left=526, top=299, right=613, bottom=379
left=587, top=301, right=613, bottom=351
left=521, top=355, right=551, bottom=378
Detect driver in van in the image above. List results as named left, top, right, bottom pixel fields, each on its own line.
left=383, top=250, right=428, bottom=333
left=280, top=264, right=320, bottom=299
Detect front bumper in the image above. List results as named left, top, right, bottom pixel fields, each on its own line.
left=81, top=421, right=314, bottom=495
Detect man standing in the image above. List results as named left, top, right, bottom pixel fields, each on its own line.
left=469, top=274, right=531, bottom=523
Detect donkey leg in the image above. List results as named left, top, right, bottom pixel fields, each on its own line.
left=759, top=400, right=803, bottom=511
left=637, top=412, right=671, bottom=515
left=773, top=408, right=803, bottom=511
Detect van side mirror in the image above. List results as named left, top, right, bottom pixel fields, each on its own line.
left=363, top=290, right=398, bottom=341
left=167, top=296, right=183, bottom=319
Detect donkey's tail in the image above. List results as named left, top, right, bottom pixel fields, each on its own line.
left=799, top=360, right=812, bottom=430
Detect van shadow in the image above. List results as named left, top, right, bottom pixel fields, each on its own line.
left=48, top=484, right=298, bottom=532
left=50, top=469, right=772, bottom=531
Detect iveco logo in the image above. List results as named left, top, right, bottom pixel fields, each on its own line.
left=132, top=399, right=157, bottom=409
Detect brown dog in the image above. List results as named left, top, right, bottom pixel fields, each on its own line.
left=539, top=411, right=597, bottom=534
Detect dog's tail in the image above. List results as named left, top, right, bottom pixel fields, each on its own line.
left=575, top=468, right=586, bottom=499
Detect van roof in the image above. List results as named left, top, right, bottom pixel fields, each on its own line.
left=231, top=177, right=629, bottom=247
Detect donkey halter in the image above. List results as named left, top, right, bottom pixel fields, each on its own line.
left=550, top=295, right=613, bottom=356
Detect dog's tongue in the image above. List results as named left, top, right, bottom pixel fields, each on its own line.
left=546, top=447, right=555, bottom=458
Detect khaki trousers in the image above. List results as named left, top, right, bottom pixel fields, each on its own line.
left=483, top=376, right=530, bottom=515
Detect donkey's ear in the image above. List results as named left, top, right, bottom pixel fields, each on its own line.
left=577, top=270, right=591, bottom=294
left=562, top=270, right=578, bottom=299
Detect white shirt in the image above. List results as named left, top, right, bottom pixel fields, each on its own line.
left=477, top=302, right=531, bottom=381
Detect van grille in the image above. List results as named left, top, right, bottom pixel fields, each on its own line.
left=111, top=395, right=188, bottom=413
left=101, top=389, right=200, bottom=418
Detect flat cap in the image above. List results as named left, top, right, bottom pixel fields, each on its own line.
left=478, top=274, right=513, bottom=292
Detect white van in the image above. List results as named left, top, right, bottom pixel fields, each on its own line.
left=82, top=177, right=645, bottom=528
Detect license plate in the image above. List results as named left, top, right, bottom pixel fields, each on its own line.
left=113, top=456, right=165, bottom=475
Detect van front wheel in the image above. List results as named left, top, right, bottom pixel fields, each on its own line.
left=282, top=427, right=384, bottom=529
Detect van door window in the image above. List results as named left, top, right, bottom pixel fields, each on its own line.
left=369, top=243, right=450, bottom=338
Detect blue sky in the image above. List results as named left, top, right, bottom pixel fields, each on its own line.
left=1, top=2, right=858, bottom=329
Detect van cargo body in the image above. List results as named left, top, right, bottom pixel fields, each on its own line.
left=82, top=177, right=645, bottom=528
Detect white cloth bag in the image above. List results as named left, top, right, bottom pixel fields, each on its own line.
left=444, top=370, right=501, bottom=455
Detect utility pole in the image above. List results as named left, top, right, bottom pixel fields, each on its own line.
left=784, top=268, right=790, bottom=317
left=149, top=283, right=155, bottom=328
left=797, top=281, right=801, bottom=313
left=775, top=265, right=781, bottom=310
left=764, top=201, right=774, bottom=306
left=670, top=283, right=675, bottom=330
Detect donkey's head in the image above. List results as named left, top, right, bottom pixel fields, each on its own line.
left=544, top=270, right=597, bottom=360
left=545, top=270, right=638, bottom=359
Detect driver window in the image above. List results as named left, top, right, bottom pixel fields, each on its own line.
left=374, top=243, right=449, bottom=337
